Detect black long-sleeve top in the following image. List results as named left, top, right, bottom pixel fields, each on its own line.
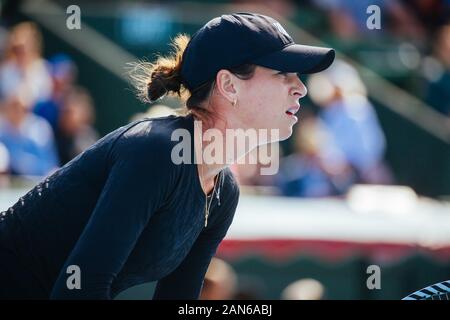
left=0, top=114, right=240, bottom=299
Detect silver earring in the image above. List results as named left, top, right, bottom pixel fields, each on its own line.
left=232, top=99, right=237, bottom=107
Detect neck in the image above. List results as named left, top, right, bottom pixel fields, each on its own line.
left=193, top=114, right=258, bottom=182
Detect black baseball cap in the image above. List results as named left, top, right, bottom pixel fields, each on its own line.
left=180, top=12, right=335, bottom=91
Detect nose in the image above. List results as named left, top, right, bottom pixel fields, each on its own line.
left=289, top=75, right=307, bottom=98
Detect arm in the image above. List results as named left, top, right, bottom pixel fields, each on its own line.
left=153, top=184, right=239, bottom=300
left=50, top=135, right=176, bottom=299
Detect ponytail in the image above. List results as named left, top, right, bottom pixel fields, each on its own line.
left=128, top=34, right=190, bottom=103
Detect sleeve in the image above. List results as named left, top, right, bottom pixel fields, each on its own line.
left=152, top=181, right=240, bottom=300
left=38, top=121, right=60, bottom=175
left=50, top=134, right=176, bottom=299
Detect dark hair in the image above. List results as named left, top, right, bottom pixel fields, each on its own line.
left=129, top=33, right=257, bottom=123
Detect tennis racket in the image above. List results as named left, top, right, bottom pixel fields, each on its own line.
left=402, top=280, right=450, bottom=300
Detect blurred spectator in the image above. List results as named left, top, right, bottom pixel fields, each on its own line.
left=308, top=59, right=393, bottom=185
left=55, top=87, right=99, bottom=165
left=281, top=278, right=326, bottom=300
left=33, top=53, right=78, bottom=131
left=422, top=24, right=450, bottom=116
left=0, top=90, right=59, bottom=176
left=312, top=0, right=426, bottom=41
left=200, top=258, right=237, bottom=300
left=400, top=0, right=450, bottom=35
left=239, top=0, right=426, bottom=41
left=276, top=113, right=355, bottom=197
left=0, top=22, right=52, bottom=106
left=384, top=0, right=427, bottom=41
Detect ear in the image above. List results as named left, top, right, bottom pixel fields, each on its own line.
left=215, top=69, right=238, bottom=104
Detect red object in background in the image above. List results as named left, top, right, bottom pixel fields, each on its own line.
left=218, top=239, right=450, bottom=263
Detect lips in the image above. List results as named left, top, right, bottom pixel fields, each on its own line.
left=285, top=105, right=300, bottom=116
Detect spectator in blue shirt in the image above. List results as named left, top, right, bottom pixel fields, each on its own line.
left=0, top=90, right=59, bottom=177
left=308, top=59, right=393, bottom=184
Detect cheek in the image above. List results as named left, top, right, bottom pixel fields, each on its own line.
left=242, top=81, right=285, bottom=116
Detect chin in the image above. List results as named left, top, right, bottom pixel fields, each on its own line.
left=256, top=120, right=295, bottom=143
left=280, top=129, right=294, bottom=141
left=272, top=126, right=293, bottom=142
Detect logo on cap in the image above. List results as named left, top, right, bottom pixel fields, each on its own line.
left=273, top=22, right=289, bottom=38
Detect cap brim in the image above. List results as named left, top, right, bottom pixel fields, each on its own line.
left=252, top=44, right=335, bottom=74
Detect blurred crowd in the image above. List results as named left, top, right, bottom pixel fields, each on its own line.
left=0, top=22, right=98, bottom=182
left=307, top=0, right=450, bottom=118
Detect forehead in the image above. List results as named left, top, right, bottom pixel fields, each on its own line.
left=252, top=65, right=298, bottom=79
left=248, top=66, right=278, bottom=82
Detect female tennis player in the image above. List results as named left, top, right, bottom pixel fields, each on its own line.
left=0, top=13, right=334, bottom=299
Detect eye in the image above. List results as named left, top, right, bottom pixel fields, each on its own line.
left=277, top=71, right=288, bottom=77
